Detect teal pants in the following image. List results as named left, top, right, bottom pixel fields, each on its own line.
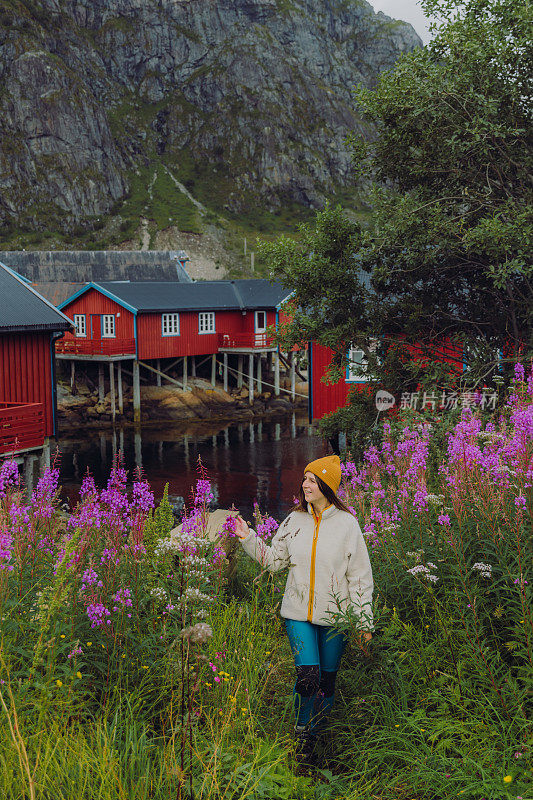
left=284, top=618, right=348, bottom=730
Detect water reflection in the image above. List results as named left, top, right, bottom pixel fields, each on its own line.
left=56, top=413, right=327, bottom=522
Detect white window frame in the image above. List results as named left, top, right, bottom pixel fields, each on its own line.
left=162, top=313, right=180, bottom=336
left=73, top=314, right=86, bottom=337
left=346, top=339, right=378, bottom=382
left=198, top=312, right=215, bottom=334
left=102, top=314, right=116, bottom=338
left=255, top=310, right=267, bottom=333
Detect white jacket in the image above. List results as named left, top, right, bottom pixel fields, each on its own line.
left=240, top=505, right=374, bottom=629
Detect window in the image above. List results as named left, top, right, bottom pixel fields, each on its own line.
left=346, top=340, right=378, bottom=382
left=74, top=314, right=86, bottom=337
left=255, top=310, right=267, bottom=332
left=102, top=314, right=115, bottom=338
left=162, top=313, right=180, bottom=336
left=199, top=312, right=215, bottom=334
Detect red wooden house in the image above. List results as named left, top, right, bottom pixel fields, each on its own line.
left=309, top=339, right=465, bottom=424
left=0, top=262, right=72, bottom=458
left=58, top=279, right=293, bottom=422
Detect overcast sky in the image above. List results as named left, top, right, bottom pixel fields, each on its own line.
left=369, top=1, right=434, bottom=44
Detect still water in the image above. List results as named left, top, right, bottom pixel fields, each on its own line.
left=56, top=414, right=327, bottom=522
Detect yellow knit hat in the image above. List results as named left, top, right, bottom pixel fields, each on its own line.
left=304, top=455, right=342, bottom=495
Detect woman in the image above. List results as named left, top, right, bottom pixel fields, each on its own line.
left=234, top=455, right=373, bottom=766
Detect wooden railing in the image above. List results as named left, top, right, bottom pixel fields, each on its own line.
left=0, top=402, right=45, bottom=455
left=218, top=333, right=274, bottom=349
left=55, top=338, right=136, bottom=356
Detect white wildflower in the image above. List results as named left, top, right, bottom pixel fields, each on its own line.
left=472, top=562, right=492, bottom=578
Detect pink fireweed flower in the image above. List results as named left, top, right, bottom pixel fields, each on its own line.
left=0, top=459, right=20, bottom=500
left=514, top=363, right=525, bottom=382
left=131, top=479, right=155, bottom=515
left=112, top=588, right=133, bottom=613
left=30, top=467, right=60, bottom=520
left=194, top=479, right=214, bottom=506
left=256, top=514, right=278, bottom=541
left=86, top=603, right=112, bottom=627
left=222, top=514, right=237, bottom=536
left=0, top=525, right=14, bottom=571
left=67, top=645, right=83, bottom=659
left=81, top=567, right=103, bottom=590
left=514, top=495, right=527, bottom=510
left=438, top=514, right=451, bottom=526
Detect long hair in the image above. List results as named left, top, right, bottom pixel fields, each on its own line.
left=294, top=473, right=352, bottom=515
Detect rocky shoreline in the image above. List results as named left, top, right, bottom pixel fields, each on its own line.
left=57, top=377, right=308, bottom=431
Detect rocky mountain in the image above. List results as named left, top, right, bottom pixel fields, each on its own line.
left=0, top=0, right=421, bottom=234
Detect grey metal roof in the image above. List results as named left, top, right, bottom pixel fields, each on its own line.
left=231, top=279, right=292, bottom=309
left=93, top=279, right=291, bottom=313
left=0, top=250, right=192, bottom=283
left=0, top=262, right=73, bottom=333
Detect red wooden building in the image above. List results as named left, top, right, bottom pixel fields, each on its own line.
left=0, top=261, right=72, bottom=460
left=309, top=339, right=465, bottom=424
left=58, top=279, right=293, bottom=422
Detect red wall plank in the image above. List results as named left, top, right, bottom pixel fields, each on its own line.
left=0, top=332, right=55, bottom=436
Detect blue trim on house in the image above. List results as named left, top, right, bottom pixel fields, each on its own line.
left=59, top=282, right=139, bottom=315
left=275, top=290, right=295, bottom=311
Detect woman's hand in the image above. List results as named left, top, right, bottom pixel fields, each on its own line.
left=234, top=516, right=251, bottom=541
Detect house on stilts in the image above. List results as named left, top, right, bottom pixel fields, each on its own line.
left=0, top=261, right=73, bottom=472
left=57, top=279, right=295, bottom=423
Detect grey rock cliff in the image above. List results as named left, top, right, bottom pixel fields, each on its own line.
left=0, top=0, right=421, bottom=229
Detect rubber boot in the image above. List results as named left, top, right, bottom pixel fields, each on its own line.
left=293, top=726, right=319, bottom=770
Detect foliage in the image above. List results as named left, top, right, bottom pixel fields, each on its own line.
left=264, top=0, right=532, bottom=436
left=0, top=372, right=532, bottom=797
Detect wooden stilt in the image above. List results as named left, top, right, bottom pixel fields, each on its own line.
left=133, top=360, right=141, bottom=424
left=156, top=359, right=162, bottom=387
left=248, top=353, right=254, bottom=405
left=183, top=356, right=188, bottom=390
left=223, top=353, right=228, bottom=393
left=290, top=352, right=296, bottom=402
left=237, top=355, right=243, bottom=389
left=70, top=360, right=75, bottom=390
left=117, top=362, right=123, bottom=414
left=191, top=356, right=196, bottom=378
left=109, top=362, right=116, bottom=424
left=211, top=354, right=216, bottom=387
left=274, top=350, right=280, bottom=396
left=98, top=363, right=105, bottom=403
left=257, top=355, right=262, bottom=394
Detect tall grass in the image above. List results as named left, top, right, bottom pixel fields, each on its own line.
left=0, top=370, right=532, bottom=798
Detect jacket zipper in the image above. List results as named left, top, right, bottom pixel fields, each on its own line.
left=307, top=508, right=323, bottom=621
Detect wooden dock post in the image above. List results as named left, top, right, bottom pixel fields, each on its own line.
left=98, top=364, right=105, bottom=403
left=117, top=361, right=123, bottom=414
left=109, top=362, right=116, bottom=423
left=133, top=360, right=141, bottom=424
left=248, top=353, right=254, bottom=405
left=290, top=352, right=296, bottom=402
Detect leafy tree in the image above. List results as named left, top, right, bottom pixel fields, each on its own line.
left=263, top=0, right=532, bottom=440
